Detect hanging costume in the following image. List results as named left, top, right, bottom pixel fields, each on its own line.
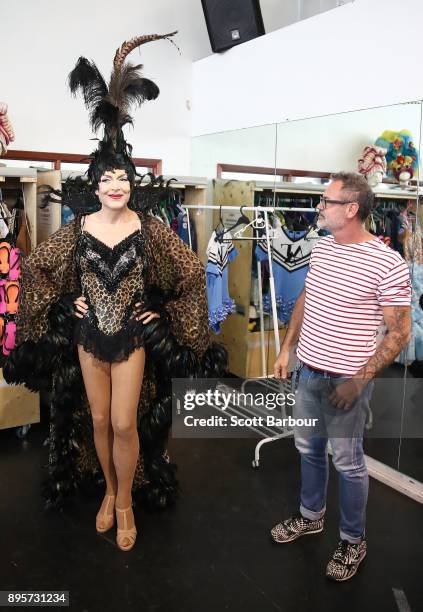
left=255, top=216, right=319, bottom=324
left=206, top=230, right=238, bottom=333
left=176, top=210, right=197, bottom=252
left=396, top=214, right=423, bottom=365
left=3, top=33, right=228, bottom=511
left=0, top=102, right=15, bottom=156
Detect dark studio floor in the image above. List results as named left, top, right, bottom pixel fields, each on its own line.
left=1, top=420, right=422, bottom=612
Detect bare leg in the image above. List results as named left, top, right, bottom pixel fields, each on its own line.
left=77, top=345, right=118, bottom=497
left=111, top=347, right=145, bottom=542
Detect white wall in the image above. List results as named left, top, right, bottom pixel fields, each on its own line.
left=3, top=0, right=421, bottom=177
left=185, top=0, right=348, bottom=61
left=1, top=0, right=194, bottom=174
left=191, top=103, right=422, bottom=178
left=192, top=0, right=423, bottom=136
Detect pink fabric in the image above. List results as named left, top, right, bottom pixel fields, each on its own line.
left=0, top=124, right=12, bottom=146
left=5, top=281, right=20, bottom=314
left=8, top=248, right=21, bottom=280
left=0, top=280, right=6, bottom=315
left=0, top=102, right=15, bottom=146
left=0, top=131, right=6, bottom=155
left=5, top=280, right=19, bottom=314
left=3, top=320, right=16, bottom=355
left=0, top=241, right=10, bottom=275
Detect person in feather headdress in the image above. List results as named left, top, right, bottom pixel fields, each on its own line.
left=3, top=33, right=228, bottom=552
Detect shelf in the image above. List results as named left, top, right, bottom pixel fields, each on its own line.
left=0, top=167, right=38, bottom=181
left=253, top=179, right=421, bottom=200
left=59, top=170, right=208, bottom=189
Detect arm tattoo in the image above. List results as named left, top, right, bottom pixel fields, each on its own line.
left=355, top=306, right=411, bottom=380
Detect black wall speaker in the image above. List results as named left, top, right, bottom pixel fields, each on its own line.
left=201, top=0, right=265, bottom=53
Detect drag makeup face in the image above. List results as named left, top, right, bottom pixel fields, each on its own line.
left=95, top=168, right=131, bottom=210
left=316, top=180, right=359, bottom=232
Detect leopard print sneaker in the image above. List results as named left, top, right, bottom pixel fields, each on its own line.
left=326, top=539, right=367, bottom=581
left=271, top=512, right=324, bottom=543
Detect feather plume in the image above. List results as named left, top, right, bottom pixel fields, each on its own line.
left=106, top=63, right=160, bottom=128
left=91, top=99, right=120, bottom=134
left=68, top=57, right=108, bottom=119
left=113, top=32, right=178, bottom=71
left=68, top=32, right=178, bottom=152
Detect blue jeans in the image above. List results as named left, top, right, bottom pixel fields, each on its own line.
left=292, top=362, right=374, bottom=544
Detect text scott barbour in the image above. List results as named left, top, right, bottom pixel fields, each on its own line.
left=184, top=415, right=318, bottom=428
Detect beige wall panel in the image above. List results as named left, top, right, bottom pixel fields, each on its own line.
left=36, top=170, right=62, bottom=243
left=212, top=314, right=249, bottom=378
left=210, top=179, right=257, bottom=377
left=184, top=186, right=209, bottom=265
left=0, top=369, right=40, bottom=430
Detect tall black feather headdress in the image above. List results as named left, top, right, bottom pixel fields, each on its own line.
left=42, top=32, right=179, bottom=214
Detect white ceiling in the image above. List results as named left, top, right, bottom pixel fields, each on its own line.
left=173, top=0, right=345, bottom=61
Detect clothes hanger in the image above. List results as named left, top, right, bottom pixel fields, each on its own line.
left=214, top=206, right=226, bottom=240
left=233, top=211, right=267, bottom=239
left=164, top=179, right=182, bottom=218
left=224, top=206, right=251, bottom=233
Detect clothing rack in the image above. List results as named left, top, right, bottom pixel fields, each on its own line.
left=182, top=204, right=313, bottom=464
left=182, top=204, right=317, bottom=358
left=182, top=205, right=314, bottom=212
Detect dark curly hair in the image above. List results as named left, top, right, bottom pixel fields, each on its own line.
left=87, top=145, right=136, bottom=187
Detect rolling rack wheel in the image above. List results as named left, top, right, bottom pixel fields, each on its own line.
left=15, top=424, right=32, bottom=439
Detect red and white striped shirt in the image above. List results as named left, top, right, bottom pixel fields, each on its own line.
left=296, top=236, right=412, bottom=375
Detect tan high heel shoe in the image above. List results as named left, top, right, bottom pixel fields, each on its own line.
left=96, top=494, right=116, bottom=533
left=115, top=505, right=137, bottom=551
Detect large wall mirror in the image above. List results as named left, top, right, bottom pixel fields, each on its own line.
left=275, top=102, right=422, bottom=480
left=191, top=124, right=278, bottom=378
left=398, top=106, right=423, bottom=486
left=191, top=101, right=423, bottom=491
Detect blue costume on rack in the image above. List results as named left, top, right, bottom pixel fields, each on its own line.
left=255, top=217, right=319, bottom=324
left=206, top=230, right=238, bottom=333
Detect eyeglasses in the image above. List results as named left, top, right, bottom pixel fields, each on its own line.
left=318, top=196, right=357, bottom=209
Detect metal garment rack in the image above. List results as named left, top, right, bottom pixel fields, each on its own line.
left=181, top=204, right=315, bottom=358
left=181, top=204, right=317, bottom=467
left=169, top=202, right=423, bottom=504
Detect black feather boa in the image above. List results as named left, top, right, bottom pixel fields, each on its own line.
left=4, top=286, right=228, bottom=512
left=4, top=293, right=84, bottom=510
left=137, top=285, right=228, bottom=510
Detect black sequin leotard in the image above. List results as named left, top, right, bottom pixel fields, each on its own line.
left=73, top=215, right=148, bottom=362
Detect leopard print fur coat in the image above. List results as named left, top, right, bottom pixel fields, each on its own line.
left=6, top=211, right=226, bottom=510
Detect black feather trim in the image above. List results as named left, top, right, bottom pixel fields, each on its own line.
left=39, top=178, right=101, bottom=216
left=171, top=346, right=202, bottom=379
left=68, top=57, right=108, bottom=132
left=127, top=76, right=160, bottom=103
left=409, top=360, right=423, bottom=378
left=138, top=394, right=179, bottom=511
left=3, top=340, right=51, bottom=392
left=201, top=341, right=229, bottom=378
left=3, top=293, right=79, bottom=391
left=4, top=293, right=83, bottom=511
left=107, top=63, right=160, bottom=128
left=141, top=284, right=176, bottom=315
left=92, top=100, right=120, bottom=135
